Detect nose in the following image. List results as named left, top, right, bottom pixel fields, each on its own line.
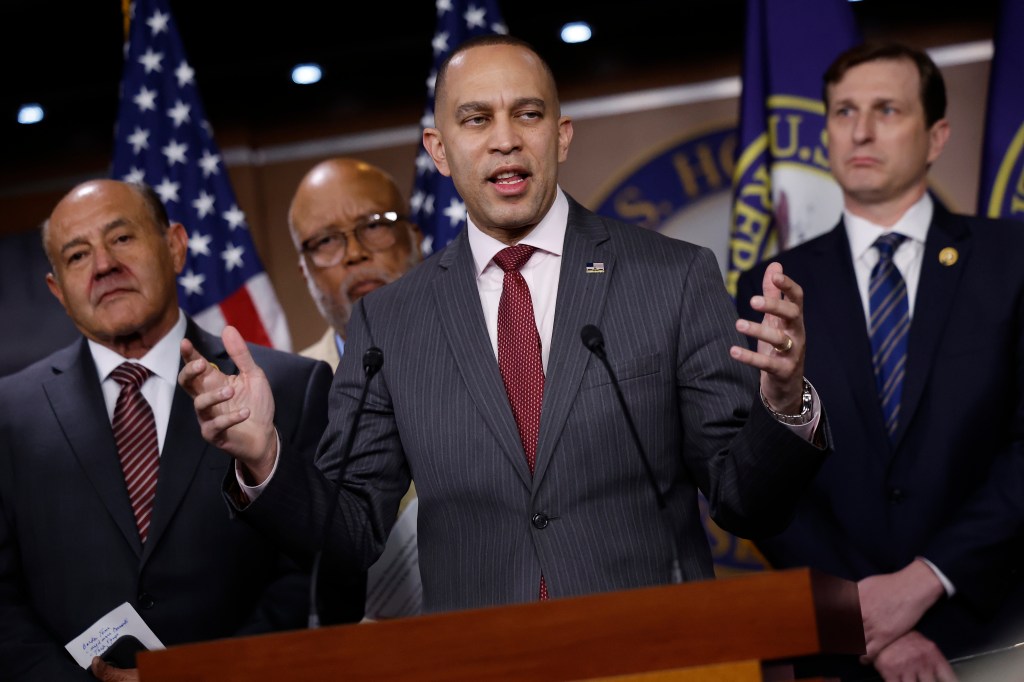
left=342, top=230, right=370, bottom=265
left=488, top=115, right=522, bottom=155
left=852, top=112, right=874, bottom=144
left=93, top=244, right=119, bottom=276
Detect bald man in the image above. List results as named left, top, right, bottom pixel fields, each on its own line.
left=290, top=159, right=422, bottom=367
left=288, top=158, right=423, bottom=619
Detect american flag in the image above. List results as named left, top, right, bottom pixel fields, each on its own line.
left=411, top=0, right=507, bottom=256
left=111, top=0, right=291, bottom=349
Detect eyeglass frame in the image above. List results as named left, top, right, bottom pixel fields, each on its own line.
left=299, top=211, right=408, bottom=269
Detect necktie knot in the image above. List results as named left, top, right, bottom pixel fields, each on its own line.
left=110, top=362, right=151, bottom=390
left=873, top=232, right=907, bottom=262
left=493, top=245, right=537, bottom=274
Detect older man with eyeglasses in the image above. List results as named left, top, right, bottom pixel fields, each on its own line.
left=290, top=158, right=422, bottom=368
left=288, top=157, right=424, bottom=621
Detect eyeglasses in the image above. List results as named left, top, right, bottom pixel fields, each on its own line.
left=300, top=211, right=406, bottom=268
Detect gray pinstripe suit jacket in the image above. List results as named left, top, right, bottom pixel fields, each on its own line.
left=243, top=197, right=828, bottom=614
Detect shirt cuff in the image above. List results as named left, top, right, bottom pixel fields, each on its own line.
left=918, top=556, right=956, bottom=597
left=234, top=430, right=282, bottom=503
left=778, top=382, right=822, bottom=443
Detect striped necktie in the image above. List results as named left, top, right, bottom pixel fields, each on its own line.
left=868, top=232, right=910, bottom=440
left=493, top=245, right=549, bottom=600
left=110, top=362, right=160, bottom=542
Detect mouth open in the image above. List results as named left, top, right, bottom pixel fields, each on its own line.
left=490, top=169, right=530, bottom=195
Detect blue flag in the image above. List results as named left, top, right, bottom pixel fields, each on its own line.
left=727, top=0, right=860, bottom=295
left=411, top=0, right=508, bottom=255
left=978, top=0, right=1024, bottom=222
left=111, top=0, right=291, bottom=349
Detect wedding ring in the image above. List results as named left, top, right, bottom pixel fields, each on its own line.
left=773, top=335, right=793, bottom=354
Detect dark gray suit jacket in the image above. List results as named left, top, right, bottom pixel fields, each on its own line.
left=244, top=198, right=828, bottom=613
left=0, top=320, right=343, bottom=680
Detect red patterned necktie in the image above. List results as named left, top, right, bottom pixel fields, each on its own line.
left=110, top=362, right=160, bottom=543
left=493, top=245, right=548, bottom=600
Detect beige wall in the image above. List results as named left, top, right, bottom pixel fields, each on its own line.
left=0, top=50, right=993, bottom=352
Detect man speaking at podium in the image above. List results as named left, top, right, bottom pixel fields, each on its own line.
left=181, top=35, right=830, bottom=613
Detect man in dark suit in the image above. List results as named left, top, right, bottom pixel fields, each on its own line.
left=181, top=35, right=828, bottom=614
left=738, top=43, right=1024, bottom=680
left=0, top=179, right=357, bottom=681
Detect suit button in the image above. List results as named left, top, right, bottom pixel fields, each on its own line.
left=888, top=488, right=905, bottom=503
left=138, top=593, right=155, bottom=609
left=531, top=513, right=549, bottom=529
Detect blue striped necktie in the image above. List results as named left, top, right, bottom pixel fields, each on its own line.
left=869, top=232, right=910, bottom=440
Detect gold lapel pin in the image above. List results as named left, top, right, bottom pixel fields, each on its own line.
left=938, top=247, right=958, bottom=266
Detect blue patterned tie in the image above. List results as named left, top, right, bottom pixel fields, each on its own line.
left=869, top=232, right=909, bottom=439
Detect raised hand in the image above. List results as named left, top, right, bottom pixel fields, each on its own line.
left=731, top=262, right=807, bottom=415
left=178, top=325, right=279, bottom=483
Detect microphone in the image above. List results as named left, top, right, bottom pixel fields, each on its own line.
left=580, top=324, right=664, bottom=509
left=309, top=346, right=383, bottom=628
left=581, top=324, right=682, bottom=583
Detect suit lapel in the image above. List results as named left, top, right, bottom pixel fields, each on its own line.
left=433, top=231, right=533, bottom=486
left=142, top=321, right=230, bottom=562
left=43, top=340, right=143, bottom=557
left=810, top=224, right=892, bottom=446
left=895, top=206, right=970, bottom=448
left=533, top=199, right=611, bottom=485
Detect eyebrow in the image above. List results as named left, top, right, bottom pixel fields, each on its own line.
left=454, top=97, right=547, bottom=119
left=59, top=218, right=129, bottom=256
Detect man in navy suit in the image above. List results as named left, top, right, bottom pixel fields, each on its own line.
left=738, top=43, right=1024, bottom=680
left=0, top=180, right=357, bottom=681
left=181, top=35, right=829, bottom=615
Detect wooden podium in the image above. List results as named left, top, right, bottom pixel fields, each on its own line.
left=137, top=568, right=863, bottom=681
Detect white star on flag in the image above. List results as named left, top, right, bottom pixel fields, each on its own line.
left=167, top=100, right=191, bottom=127
left=146, top=10, right=169, bottom=35
left=188, top=232, right=212, bottom=257
left=138, top=47, right=164, bottom=73
left=127, top=127, right=150, bottom=153
left=415, top=151, right=435, bottom=175
left=222, top=204, right=246, bottom=230
left=161, top=139, right=187, bottom=165
left=192, top=191, right=215, bottom=219
left=123, top=167, right=146, bottom=184
left=178, top=269, right=206, bottom=296
left=443, top=197, right=467, bottom=227
left=133, top=86, right=157, bottom=112
left=432, top=32, right=450, bottom=56
left=198, top=150, right=220, bottom=177
left=464, top=5, right=486, bottom=29
left=221, top=243, right=245, bottom=271
left=174, top=60, right=195, bottom=88
left=154, top=177, right=181, bottom=203
left=437, top=0, right=453, bottom=13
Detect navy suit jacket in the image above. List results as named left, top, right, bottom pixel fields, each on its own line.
left=0, top=320, right=351, bottom=680
left=737, top=204, right=1024, bottom=654
left=240, top=197, right=829, bottom=614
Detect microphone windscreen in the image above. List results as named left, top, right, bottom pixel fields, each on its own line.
left=363, top=347, right=384, bottom=377
left=580, top=324, right=604, bottom=352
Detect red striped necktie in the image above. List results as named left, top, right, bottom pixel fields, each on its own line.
left=110, top=362, right=160, bottom=543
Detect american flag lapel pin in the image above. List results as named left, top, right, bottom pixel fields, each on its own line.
left=586, top=262, right=605, bottom=274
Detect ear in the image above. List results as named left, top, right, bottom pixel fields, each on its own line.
left=45, top=272, right=67, bottom=310
left=557, top=117, right=574, bottom=163
left=926, top=118, right=950, bottom=165
left=167, top=222, right=189, bottom=274
left=422, top=128, right=451, bottom=177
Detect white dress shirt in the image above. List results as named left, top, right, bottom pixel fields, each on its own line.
left=843, top=193, right=955, bottom=596
left=89, top=310, right=187, bottom=454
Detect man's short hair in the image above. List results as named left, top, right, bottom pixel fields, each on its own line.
left=823, top=42, right=947, bottom=128
left=433, top=34, right=558, bottom=113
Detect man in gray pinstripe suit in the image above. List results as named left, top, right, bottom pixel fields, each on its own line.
left=181, top=35, right=830, bottom=614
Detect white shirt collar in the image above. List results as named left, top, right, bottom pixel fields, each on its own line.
left=844, top=193, right=933, bottom=260
left=89, top=310, right=187, bottom=384
left=467, top=188, right=568, bottom=277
